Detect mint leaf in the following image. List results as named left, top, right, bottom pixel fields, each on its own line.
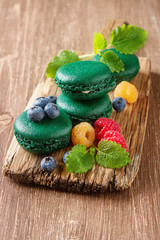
left=110, top=24, right=148, bottom=54
left=96, top=140, right=131, bottom=169
left=65, top=145, right=95, bottom=174
left=46, top=50, right=80, bottom=78
left=100, top=50, right=125, bottom=73
left=93, top=33, right=107, bottom=55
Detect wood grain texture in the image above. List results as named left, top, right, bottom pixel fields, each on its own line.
left=3, top=55, right=151, bottom=193
left=0, top=0, right=159, bottom=239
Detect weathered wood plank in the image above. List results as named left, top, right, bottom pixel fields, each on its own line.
left=3, top=20, right=151, bottom=193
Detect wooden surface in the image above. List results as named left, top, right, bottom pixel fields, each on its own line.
left=3, top=51, right=151, bottom=193
left=0, top=0, right=159, bottom=239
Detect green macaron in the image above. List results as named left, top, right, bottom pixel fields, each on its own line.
left=93, top=48, right=140, bottom=84
left=57, top=93, right=112, bottom=125
left=55, top=61, right=116, bottom=100
left=14, top=109, right=72, bottom=154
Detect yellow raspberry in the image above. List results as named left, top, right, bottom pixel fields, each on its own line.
left=114, top=81, right=138, bottom=103
left=71, top=122, right=95, bottom=148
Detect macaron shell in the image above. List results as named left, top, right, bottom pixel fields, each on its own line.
left=55, top=61, right=116, bottom=100
left=93, top=49, right=140, bottom=83
left=14, top=133, right=71, bottom=154
left=57, top=93, right=112, bottom=124
left=55, top=61, right=113, bottom=86
left=14, top=109, right=72, bottom=142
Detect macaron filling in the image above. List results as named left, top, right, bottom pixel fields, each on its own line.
left=81, top=91, right=91, bottom=94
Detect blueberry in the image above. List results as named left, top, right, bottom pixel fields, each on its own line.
left=63, top=151, right=70, bottom=163
left=33, top=97, right=49, bottom=109
left=47, top=96, right=57, bottom=104
left=27, top=106, right=45, bottom=122
left=41, top=156, right=57, bottom=172
left=44, top=103, right=60, bottom=119
left=112, top=97, right=126, bottom=112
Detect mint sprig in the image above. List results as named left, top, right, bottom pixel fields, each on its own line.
left=100, top=50, right=125, bottom=73
left=65, top=145, right=95, bottom=174
left=46, top=50, right=79, bottom=78
left=96, top=140, right=131, bottom=169
left=110, top=24, right=148, bottom=54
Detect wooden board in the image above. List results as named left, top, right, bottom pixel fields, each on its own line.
left=3, top=20, right=151, bottom=193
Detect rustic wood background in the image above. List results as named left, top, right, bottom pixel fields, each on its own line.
left=0, top=0, right=159, bottom=239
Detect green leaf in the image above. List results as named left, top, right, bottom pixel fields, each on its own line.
left=46, top=50, right=80, bottom=78
left=96, top=140, right=131, bottom=169
left=93, top=33, right=107, bottom=55
left=100, top=50, right=125, bottom=73
left=110, top=24, right=148, bottom=54
left=65, top=145, right=96, bottom=174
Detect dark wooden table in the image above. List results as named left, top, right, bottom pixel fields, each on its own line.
left=0, top=0, right=159, bottom=239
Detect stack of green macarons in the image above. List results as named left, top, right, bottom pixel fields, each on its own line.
left=55, top=61, right=116, bottom=125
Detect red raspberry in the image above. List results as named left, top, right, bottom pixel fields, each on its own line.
left=102, top=130, right=127, bottom=150
left=94, top=118, right=121, bottom=140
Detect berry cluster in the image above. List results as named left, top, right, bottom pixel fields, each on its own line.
left=41, top=118, right=128, bottom=172
left=27, top=96, right=60, bottom=122
left=69, top=118, right=127, bottom=151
